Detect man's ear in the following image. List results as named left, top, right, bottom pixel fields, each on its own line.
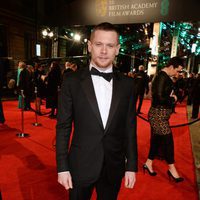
left=88, top=40, right=92, bottom=53
left=115, top=44, right=120, bottom=56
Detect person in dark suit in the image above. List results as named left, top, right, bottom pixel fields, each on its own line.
left=62, top=61, right=73, bottom=75
left=191, top=73, right=200, bottom=119
left=0, top=97, right=5, bottom=124
left=33, top=64, right=46, bottom=115
left=18, top=63, right=32, bottom=110
left=45, top=61, right=62, bottom=118
left=0, top=62, right=5, bottom=124
left=135, top=65, right=149, bottom=114
left=56, top=22, right=138, bottom=200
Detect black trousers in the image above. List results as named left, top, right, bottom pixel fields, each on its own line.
left=69, top=165, right=122, bottom=200
left=24, top=96, right=31, bottom=110
left=0, top=99, right=5, bottom=123
left=148, top=133, right=174, bottom=164
left=192, top=100, right=200, bottom=118
left=137, top=92, right=144, bottom=113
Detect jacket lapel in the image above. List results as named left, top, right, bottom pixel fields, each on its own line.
left=104, top=72, right=121, bottom=133
left=80, top=67, right=104, bottom=130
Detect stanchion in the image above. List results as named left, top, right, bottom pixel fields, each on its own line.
left=32, top=87, right=42, bottom=126
left=16, top=90, right=30, bottom=137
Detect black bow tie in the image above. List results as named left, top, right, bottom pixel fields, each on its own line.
left=90, top=67, right=113, bottom=82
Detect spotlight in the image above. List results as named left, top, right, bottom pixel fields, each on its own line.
left=42, top=29, right=48, bottom=37
left=74, top=34, right=81, bottom=41
left=41, top=28, right=54, bottom=38
left=48, top=31, right=54, bottom=38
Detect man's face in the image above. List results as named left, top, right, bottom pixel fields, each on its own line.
left=18, top=62, right=26, bottom=69
left=65, top=62, right=70, bottom=68
left=170, top=65, right=183, bottom=77
left=88, top=30, right=120, bottom=69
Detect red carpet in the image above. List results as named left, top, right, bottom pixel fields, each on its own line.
left=0, top=100, right=198, bottom=200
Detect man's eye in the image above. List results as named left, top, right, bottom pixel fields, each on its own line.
left=95, top=43, right=102, bottom=46
left=107, top=44, right=114, bottom=48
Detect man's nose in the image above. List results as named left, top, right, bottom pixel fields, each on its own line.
left=101, top=45, right=107, bottom=53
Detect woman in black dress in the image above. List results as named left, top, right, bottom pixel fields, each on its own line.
left=33, top=64, right=46, bottom=114
left=45, top=61, right=61, bottom=118
left=143, top=57, right=184, bottom=183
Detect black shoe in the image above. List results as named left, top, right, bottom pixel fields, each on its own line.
left=24, top=106, right=32, bottom=111
left=36, top=111, right=42, bottom=116
left=191, top=116, right=198, bottom=120
left=143, top=164, right=157, bottom=176
left=167, top=170, right=184, bottom=183
left=48, top=114, right=56, bottom=119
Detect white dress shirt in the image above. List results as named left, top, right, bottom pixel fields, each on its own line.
left=90, top=64, right=113, bottom=128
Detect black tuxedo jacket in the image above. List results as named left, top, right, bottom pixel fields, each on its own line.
left=56, top=66, right=138, bottom=186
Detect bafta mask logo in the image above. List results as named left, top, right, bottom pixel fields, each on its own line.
left=96, top=0, right=108, bottom=17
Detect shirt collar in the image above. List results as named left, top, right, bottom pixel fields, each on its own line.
left=89, top=63, right=113, bottom=73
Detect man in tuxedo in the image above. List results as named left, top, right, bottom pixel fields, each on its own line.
left=56, top=22, right=138, bottom=200
left=135, top=65, right=149, bottom=114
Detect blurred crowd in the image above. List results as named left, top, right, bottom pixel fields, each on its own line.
left=127, top=65, right=200, bottom=119
left=2, top=61, right=199, bottom=123
left=14, top=60, right=78, bottom=119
